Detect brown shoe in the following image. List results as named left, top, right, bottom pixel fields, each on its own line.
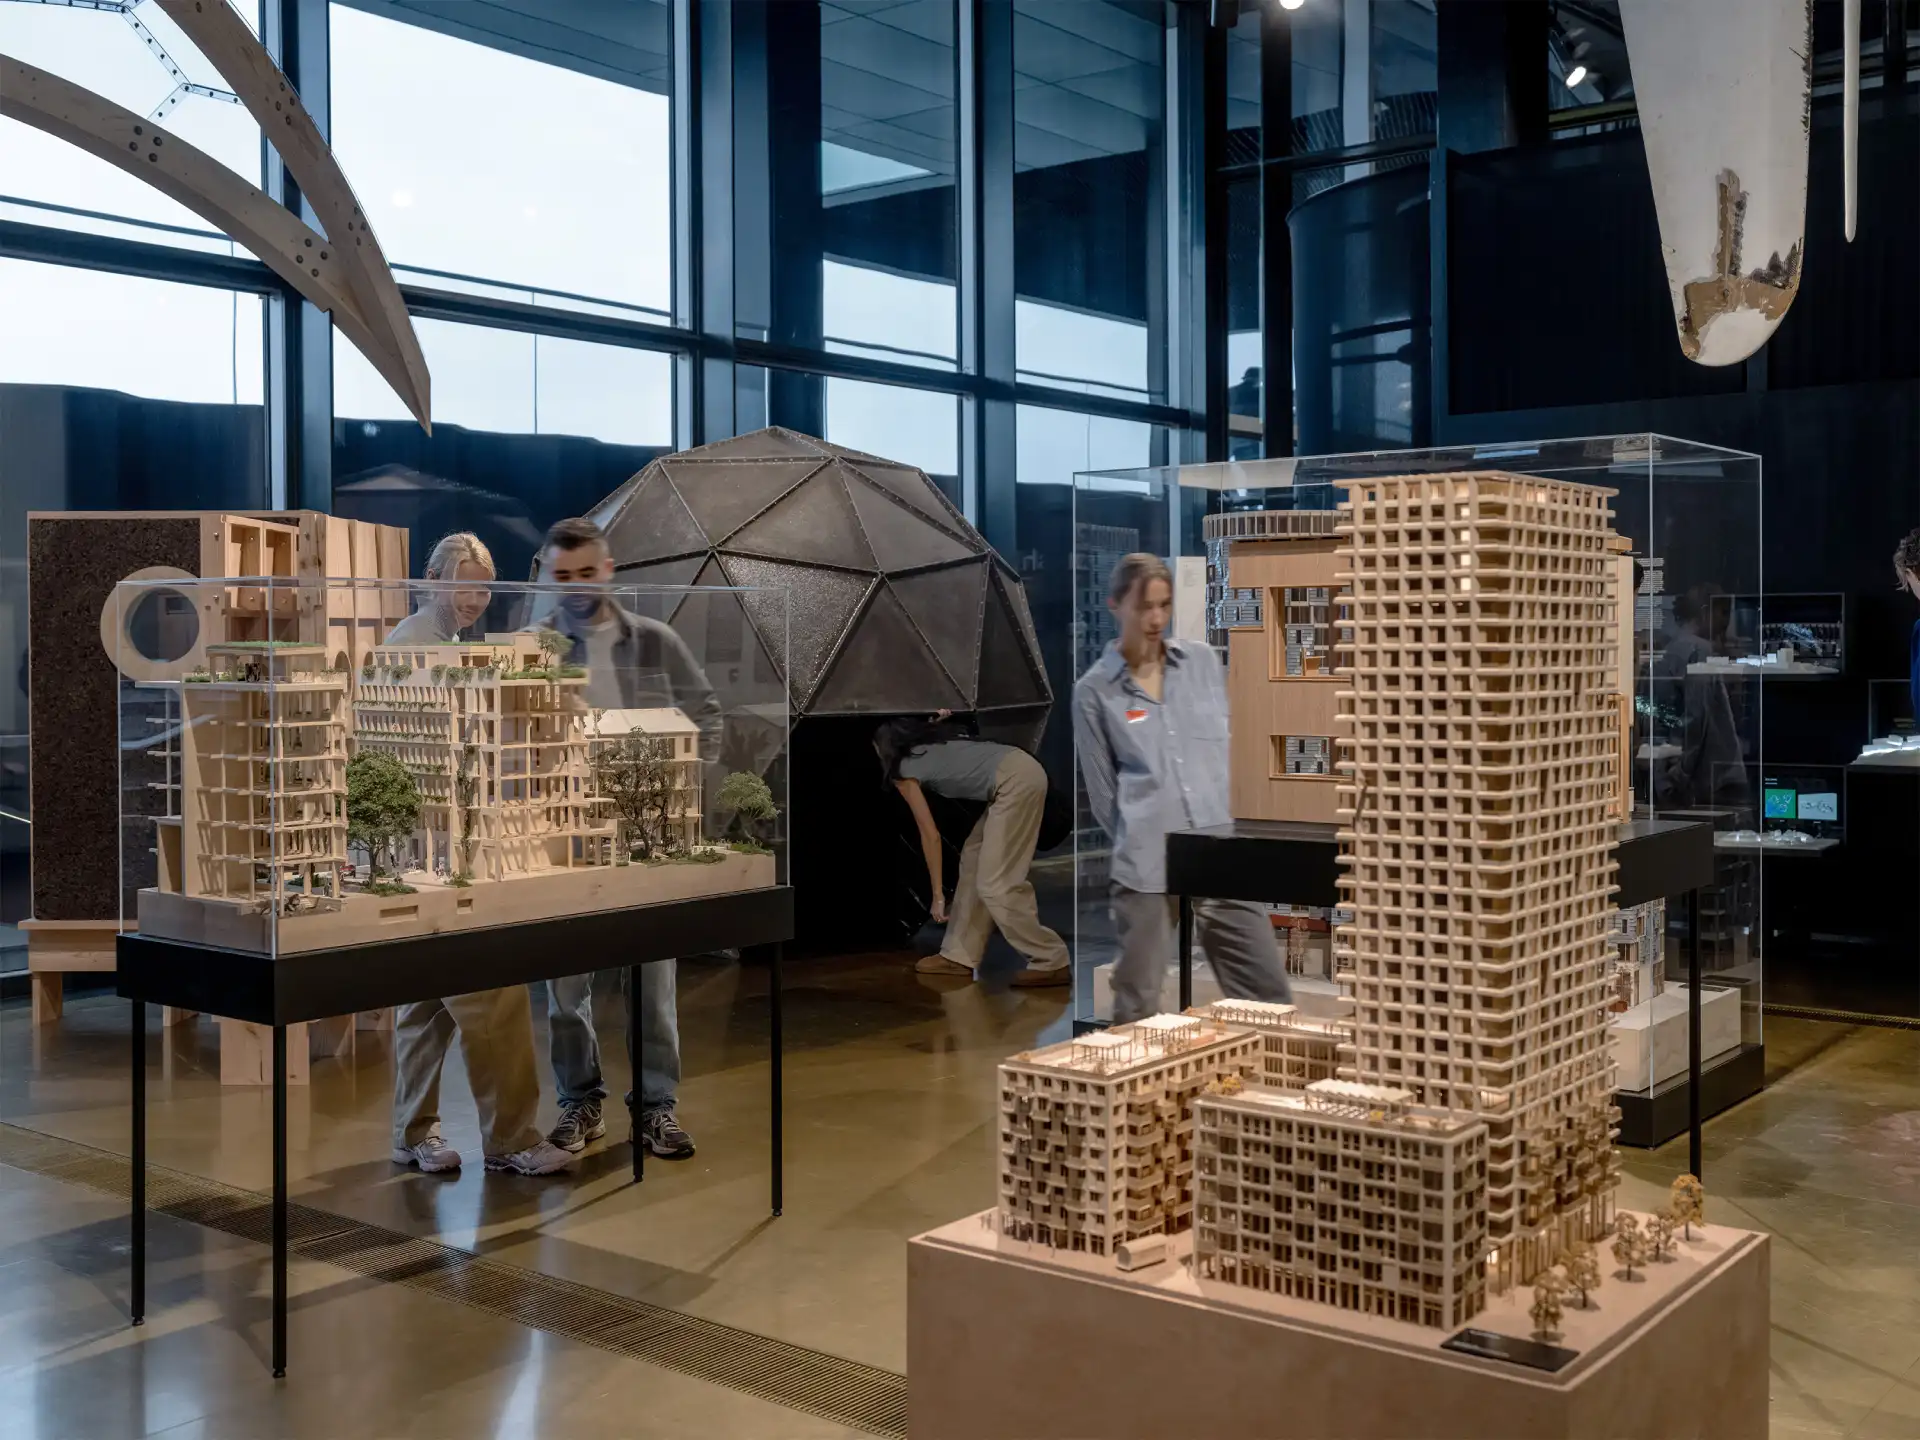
left=1009, top=964, right=1072, bottom=988
left=915, top=954, right=975, bottom=978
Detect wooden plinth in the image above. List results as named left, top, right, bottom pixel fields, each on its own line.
left=19, top=919, right=125, bottom=1025
left=908, top=1212, right=1768, bottom=1440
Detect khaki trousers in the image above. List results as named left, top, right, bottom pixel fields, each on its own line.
left=940, top=751, right=1071, bottom=971
left=392, top=987, right=544, bottom=1155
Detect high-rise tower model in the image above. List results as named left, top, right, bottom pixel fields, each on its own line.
left=1333, top=472, right=1622, bottom=1286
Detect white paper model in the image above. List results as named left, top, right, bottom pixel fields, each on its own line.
left=1185, top=998, right=1346, bottom=1087
left=997, top=1014, right=1261, bottom=1256
left=1607, top=898, right=1667, bottom=1013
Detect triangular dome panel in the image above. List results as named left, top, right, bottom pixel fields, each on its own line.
left=664, top=457, right=821, bottom=545
left=996, top=560, right=1045, bottom=663
left=613, top=554, right=708, bottom=622
left=681, top=427, right=830, bottom=463
left=718, top=555, right=872, bottom=705
left=889, top=562, right=987, bottom=703
left=976, top=573, right=1049, bottom=709
left=600, top=472, right=708, bottom=566
left=842, top=465, right=978, bottom=572
left=725, top=469, right=876, bottom=573
left=843, top=459, right=977, bottom=541
left=809, top=582, right=966, bottom=716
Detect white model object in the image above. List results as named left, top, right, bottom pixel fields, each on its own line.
left=1192, top=1079, right=1489, bottom=1329
left=997, top=1014, right=1262, bottom=1257
left=1186, top=999, right=1346, bottom=1087
left=1607, top=899, right=1667, bottom=1013
left=354, top=635, right=614, bottom=880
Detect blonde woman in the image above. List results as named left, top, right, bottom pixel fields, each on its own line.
left=386, top=533, right=573, bottom=1176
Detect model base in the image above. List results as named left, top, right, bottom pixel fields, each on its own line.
left=136, top=851, right=777, bottom=954
left=908, top=1211, right=1767, bottom=1440
left=1610, top=983, right=1742, bottom=1090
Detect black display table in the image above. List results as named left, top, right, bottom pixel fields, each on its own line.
left=1163, top=819, right=1747, bottom=1172
left=116, top=885, right=794, bottom=1377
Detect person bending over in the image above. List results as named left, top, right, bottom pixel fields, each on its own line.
left=879, top=716, right=1069, bottom=986
left=1073, top=552, right=1291, bottom=1023
left=539, top=517, right=720, bottom=1161
left=388, top=532, right=573, bottom=1177
left=1897, top=528, right=1920, bottom=726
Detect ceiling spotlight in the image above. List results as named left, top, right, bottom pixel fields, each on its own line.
left=1279, top=0, right=1305, bottom=10
left=1565, top=64, right=1589, bottom=89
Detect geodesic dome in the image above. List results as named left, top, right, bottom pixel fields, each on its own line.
left=589, top=427, right=1051, bottom=735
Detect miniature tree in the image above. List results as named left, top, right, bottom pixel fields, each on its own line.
left=1563, top=1239, right=1602, bottom=1308
left=452, top=739, right=480, bottom=883
left=594, top=728, right=677, bottom=859
left=716, top=770, right=778, bottom=848
left=1611, top=1213, right=1645, bottom=1280
left=1647, top=1213, right=1676, bottom=1261
left=1669, top=1173, right=1705, bottom=1240
left=346, top=751, right=421, bottom=890
left=1529, top=1271, right=1567, bottom=1339
left=536, top=627, right=568, bottom=677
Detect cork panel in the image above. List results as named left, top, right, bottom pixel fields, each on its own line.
left=28, top=515, right=202, bottom=920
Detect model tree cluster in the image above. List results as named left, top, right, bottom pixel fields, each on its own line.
left=1529, top=1271, right=1568, bottom=1339
left=1562, top=1239, right=1602, bottom=1308
left=717, top=770, right=779, bottom=850
left=595, top=732, right=683, bottom=860
left=1611, top=1213, right=1649, bottom=1280
left=346, top=751, right=422, bottom=893
left=1669, top=1173, right=1705, bottom=1239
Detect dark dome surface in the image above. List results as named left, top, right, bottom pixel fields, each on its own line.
left=590, top=427, right=1050, bottom=732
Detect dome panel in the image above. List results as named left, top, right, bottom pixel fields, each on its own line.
left=889, top=562, right=987, bottom=703
left=725, top=469, right=876, bottom=573
left=842, top=466, right=978, bottom=573
left=719, top=555, right=872, bottom=705
left=663, top=458, right=822, bottom=544
left=599, top=472, right=708, bottom=566
left=809, top=582, right=966, bottom=715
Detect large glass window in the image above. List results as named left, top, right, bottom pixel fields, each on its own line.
left=1013, top=0, right=1164, bottom=398
left=329, top=3, right=672, bottom=320
left=332, top=321, right=673, bottom=587
left=818, top=0, right=958, bottom=367
left=0, top=2, right=262, bottom=252
left=824, top=378, right=958, bottom=496
left=1370, top=0, right=1438, bottom=141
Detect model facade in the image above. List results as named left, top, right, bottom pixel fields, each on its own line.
left=997, top=1014, right=1262, bottom=1256
left=165, top=642, right=349, bottom=916
left=1186, top=998, right=1346, bottom=1087
left=1206, top=509, right=1349, bottom=825
left=354, top=635, right=614, bottom=881
left=1607, top=898, right=1667, bottom=1013
left=1192, top=1078, right=1489, bottom=1328
left=583, top=707, right=705, bottom=855
left=1333, top=472, right=1622, bottom=1289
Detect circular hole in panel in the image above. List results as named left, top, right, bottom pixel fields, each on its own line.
left=99, top=565, right=203, bottom=682
left=125, top=588, right=200, bottom=663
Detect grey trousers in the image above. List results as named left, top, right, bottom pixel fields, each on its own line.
left=1108, top=887, right=1293, bottom=1024
left=391, top=987, right=544, bottom=1155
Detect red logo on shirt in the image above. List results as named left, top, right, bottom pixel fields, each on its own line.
left=1125, top=708, right=1148, bottom=723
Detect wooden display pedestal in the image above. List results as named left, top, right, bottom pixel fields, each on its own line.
left=12, top=920, right=192, bottom=1025
left=909, top=1212, right=1768, bottom=1440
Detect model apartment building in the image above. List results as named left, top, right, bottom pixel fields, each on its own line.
left=1607, top=898, right=1667, bottom=1012
left=164, top=642, right=349, bottom=915
left=1192, top=1078, right=1488, bottom=1329
left=583, top=707, right=705, bottom=853
left=355, top=635, right=614, bottom=880
left=1206, top=509, right=1350, bottom=825
left=997, top=1014, right=1262, bottom=1256
left=1332, top=472, right=1623, bottom=1290
left=1186, top=998, right=1346, bottom=1087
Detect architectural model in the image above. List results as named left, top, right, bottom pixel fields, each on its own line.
left=997, top=1014, right=1261, bottom=1257
left=1185, top=998, right=1346, bottom=1087
left=162, top=643, right=349, bottom=917
left=1192, top=1079, right=1489, bottom=1329
left=1204, top=509, right=1349, bottom=824
left=353, top=634, right=613, bottom=880
left=1607, top=899, right=1667, bottom=1013
left=583, top=707, right=705, bottom=856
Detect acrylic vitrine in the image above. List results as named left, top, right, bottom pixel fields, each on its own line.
left=1068, top=435, right=1764, bottom=1079
left=113, top=573, right=788, bottom=957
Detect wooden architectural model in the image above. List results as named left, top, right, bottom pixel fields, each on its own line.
left=997, top=1015, right=1261, bottom=1256
left=1185, top=999, right=1346, bottom=1087
left=1192, top=1078, right=1489, bottom=1329
left=1607, top=898, right=1667, bottom=1013
left=1206, top=510, right=1349, bottom=824
left=354, top=635, right=614, bottom=880
left=1332, top=472, right=1623, bottom=1290
left=161, top=643, right=349, bottom=918
left=583, top=707, right=705, bottom=855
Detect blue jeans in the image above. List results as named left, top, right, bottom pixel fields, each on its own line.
left=545, top=964, right=679, bottom=1114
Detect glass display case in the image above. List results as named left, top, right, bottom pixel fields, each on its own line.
left=113, top=573, right=788, bottom=957
left=1068, top=435, right=1764, bottom=1081
left=1857, top=677, right=1919, bottom=768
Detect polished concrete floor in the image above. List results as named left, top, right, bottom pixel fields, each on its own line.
left=1, top=956, right=1917, bottom=1438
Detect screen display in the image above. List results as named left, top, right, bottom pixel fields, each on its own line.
left=1763, top=786, right=1797, bottom=820
left=1797, top=791, right=1839, bottom=823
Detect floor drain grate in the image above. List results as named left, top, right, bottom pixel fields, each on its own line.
left=0, top=1123, right=908, bottom=1438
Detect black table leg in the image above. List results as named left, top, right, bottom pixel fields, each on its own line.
left=272, top=1024, right=287, bottom=1378
left=131, top=999, right=145, bottom=1327
left=771, top=943, right=783, bottom=1218
left=629, top=964, right=644, bottom=1185
left=1687, top=887, right=1702, bottom=1182
left=1178, top=896, right=1194, bottom=1011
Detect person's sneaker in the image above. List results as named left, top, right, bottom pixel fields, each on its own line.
left=638, top=1108, right=697, bottom=1160
left=548, top=1100, right=607, bottom=1154
left=915, top=954, right=974, bottom=977
left=1009, top=964, right=1072, bottom=988
left=391, top=1136, right=462, bottom=1173
left=484, top=1140, right=576, bottom=1176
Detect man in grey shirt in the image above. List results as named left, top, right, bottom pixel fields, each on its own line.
left=538, top=517, right=721, bottom=1162
left=1073, top=553, right=1291, bottom=1023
